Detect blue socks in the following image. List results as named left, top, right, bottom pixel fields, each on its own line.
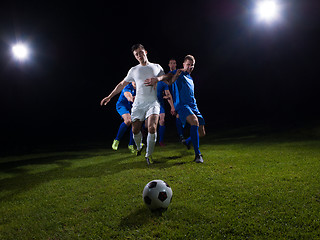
left=190, top=125, right=200, bottom=155
left=115, top=122, right=129, bottom=141
left=185, top=137, right=192, bottom=145
left=129, top=128, right=134, bottom=146
left=159, top=125, right=166, bottom=143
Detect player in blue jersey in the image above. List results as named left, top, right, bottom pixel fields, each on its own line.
left=145, top=55, right=206, bottom=163
left=157, top=80, right=175, bottom=146
left=167, top=58, right=185, bottom=142
left=112, top=82, right=136, bottom=153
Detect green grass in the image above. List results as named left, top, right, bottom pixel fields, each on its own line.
left=1, top=129, right=320, bottom=239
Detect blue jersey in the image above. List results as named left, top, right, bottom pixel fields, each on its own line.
left=168, top=71, right=179, bottom=109
left=157, top=81, right=169, bottom=106
left=171, top=70, right=197, bottom=111
left=116, top=83, right=136, bottom=109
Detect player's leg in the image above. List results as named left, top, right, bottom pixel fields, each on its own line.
left=131, top=105, right=146, bottom=155
left=128, top=128, right=136, bottom=153
left=117, top=113, right=131, bottom=141
left=199, top=125, right=206, bottom=138
left=181, top=125, right=205, bottom=155
left=146, top=114, right=159, bottom=158
left=120, top=113, right=135, bottom=153
left=175, top=114, right=185, bottom=142
left=158, top=112, right=166, bottom=146
left=186, top=114, right=203, bottom=163
left=141, top=119, right=148, bottom=144
left=113, top=112, right=131, bottom=150
left=132, top=120, right=144, bottom=153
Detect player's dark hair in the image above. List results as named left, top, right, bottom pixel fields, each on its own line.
left=184, top=55, right=195, bottom=64
left=131, top=44, right=145, bottom=52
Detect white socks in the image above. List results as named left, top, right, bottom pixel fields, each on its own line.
left=133, top=132, right=143, bottom=150
left=133, top=131, right=157, bottom=157
left=146, top=132, right=157, bottom=157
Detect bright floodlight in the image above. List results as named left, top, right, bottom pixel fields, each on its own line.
left=255, top=0, right=280, bottom=22
left=12, top=43, right=29, bottom=61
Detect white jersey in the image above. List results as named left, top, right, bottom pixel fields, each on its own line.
left=124, top=63, right=164, bottom=107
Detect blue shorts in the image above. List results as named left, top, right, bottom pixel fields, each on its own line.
left=177, top=105, right=205, bottom=127
left=116, top=104, right=131, bottom=118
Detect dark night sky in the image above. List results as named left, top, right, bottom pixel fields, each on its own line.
left=1, top=0, right=320, bottom=145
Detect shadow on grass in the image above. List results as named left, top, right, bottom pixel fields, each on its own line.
left=0, top=154, right=95, bottom=174
left=119, top=206, right=166, bottom=229
left=0, top=147, right=193, bottom=202
left=119, top=204, right=214, bottom=232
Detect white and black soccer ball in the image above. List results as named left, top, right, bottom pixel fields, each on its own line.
left=143, top=180, right=173, bottom=211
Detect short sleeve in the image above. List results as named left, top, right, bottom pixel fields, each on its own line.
left=124, top=68, right=134, bottom=82
left=156, top=64, right=165, bottom=77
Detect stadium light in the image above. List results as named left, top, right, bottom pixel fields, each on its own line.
left=255, top=0, right=280, bottom=23
left=12, top=43, right=29, bottom=61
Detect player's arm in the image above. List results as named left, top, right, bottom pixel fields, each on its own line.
left=145, top=70, right=182, bottom=86
left=100, top=80, right=129, bottom=106
left=144, top=72, right=173, bottom=87
left=170, top=69, right=183, bottom=84
left=158, top=73, right=175, bottom=85
left=163, top=89, right=176, bottom=116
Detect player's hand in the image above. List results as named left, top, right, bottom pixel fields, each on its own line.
left=172, top=69, right=183, bottom=82
left=175, top=69, right=183, bottom=76
left=100, top=96, right=111, bottom=106
left=170, top=108, right=176, bottom=116
left=144, top=77, right=158, bottom=87
left=163, top=95, right=171, bottom=100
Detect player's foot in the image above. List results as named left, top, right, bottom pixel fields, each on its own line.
left=112, top=139, right=119, bottom=151
left=181, top=139, right=191, bottom=150
left=159, top=142, right=165, bottom=147
left=128, top=145, right=136, bottom=154
left=145, top=156, right=152, bottom=165
left=194, top=154, right=204, bottom=163
left=179, top=135, right=185, bottom=142
left=136, top=143, right=145, bottom=156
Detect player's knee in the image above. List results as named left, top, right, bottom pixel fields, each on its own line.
left=148, top=125, right=157, bottom=134
left=132, top=127, right=139, bottom=135
left=191, top=119, right=199, bottom=127
left=187, top=114, right=199, bottom=126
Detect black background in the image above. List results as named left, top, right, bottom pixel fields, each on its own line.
left=1, top=0, right=319, bottom=149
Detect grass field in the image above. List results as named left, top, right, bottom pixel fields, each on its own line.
left=1, top=126, right=320, bottom=239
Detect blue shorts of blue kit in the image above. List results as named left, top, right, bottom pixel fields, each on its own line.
left=177, top=105, right=205, bottom=127
left=116, top=104, right=131, bottom=118
left=160, top=104, right=165, bottom=114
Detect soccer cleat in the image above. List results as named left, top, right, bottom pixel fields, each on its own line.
left=128, top=145, right=136, bottom=154
left=112, top=139, right=119, bottom=151
left=181, top=139, right=191, bottom=150
left=159, top=142, right=165, bottom=147
left=194, top=154, right=204, bottom=163
left=145, top=156, right=152, bottom=165
left=136, top=143, right=145, bottom=156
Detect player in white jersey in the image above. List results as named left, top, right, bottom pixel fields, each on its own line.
left=100, top=44, right=164, bottom=165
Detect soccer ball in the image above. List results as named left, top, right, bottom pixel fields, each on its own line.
left=143, top=180, right=173, bottom=211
